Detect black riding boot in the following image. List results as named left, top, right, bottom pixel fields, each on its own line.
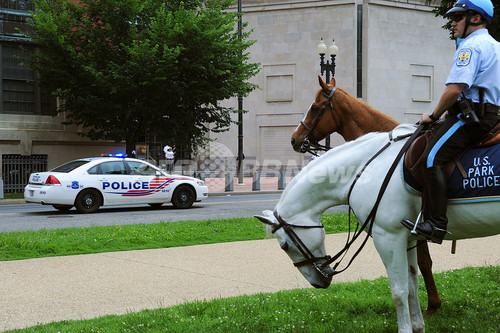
left=402, top=166, right=449, bottom=244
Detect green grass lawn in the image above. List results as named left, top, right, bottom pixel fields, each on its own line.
left=1, top=212, right=498, bottom=332
left=0, top=213, right=356, bottom=261
left=7, top=266, right=499, bottom=332
left=3, top=192, right=24, bottom=199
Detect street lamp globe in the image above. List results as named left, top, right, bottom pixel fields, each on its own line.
left=317, top=38, right=327, bottom=55
left=328, top=40, right=338, bottom=56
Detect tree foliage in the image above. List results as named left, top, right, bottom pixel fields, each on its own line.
left=433, top=0, right=499, bottom=41
left=26, top=0, right=260, bottom=153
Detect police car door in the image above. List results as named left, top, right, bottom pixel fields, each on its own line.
left=126, top=160, right=168, bottom=204
left=97, top=160, right=132, bottom=204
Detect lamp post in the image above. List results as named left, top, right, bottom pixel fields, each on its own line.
left=237, top=0, right=244, bottom=185
left=317, top=38, right=338, bottom=148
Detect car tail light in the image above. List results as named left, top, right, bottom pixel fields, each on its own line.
left=45, top=175, right=61, bottom=185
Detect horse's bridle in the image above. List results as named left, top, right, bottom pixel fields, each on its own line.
left=273, top=126, right=424, bottom=280
left=298, top=87, right=340, bottom=154
left=272, top=210, right=332, bottom=281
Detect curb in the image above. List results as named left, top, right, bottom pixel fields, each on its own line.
left=0, top=190, right=283, bottom=205
left=0, top=198, right=26, bottom=205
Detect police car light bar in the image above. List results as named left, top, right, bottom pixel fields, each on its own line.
left=100, top=153, right=126, bottom=157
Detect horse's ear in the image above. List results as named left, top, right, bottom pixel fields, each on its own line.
left=318, top=75, right=327, bottom=90
left=318, top=75, right=336, bottom=90
left=254, top=210, right=278, bottom=226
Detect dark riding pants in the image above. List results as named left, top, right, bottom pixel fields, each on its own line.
left=422, top=109, right=499, bottom=227
left=403, top=107, right=499, bottom=241
left=425, top=110, right=500, bottom=168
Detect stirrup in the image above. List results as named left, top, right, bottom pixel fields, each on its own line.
left=410, top=211, right=423, bottom=235
left=401, top=211, right=451, bottom=241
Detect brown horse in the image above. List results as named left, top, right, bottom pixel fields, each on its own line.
left=291, top=75, right=442, bottom=316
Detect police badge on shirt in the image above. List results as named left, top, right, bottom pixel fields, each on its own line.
left=457, top=48, right=472, bottom=66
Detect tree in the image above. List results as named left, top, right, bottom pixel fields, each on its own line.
left=434, top=0, right=499, bottom=41
left=25, top=0, right=260, bottom=154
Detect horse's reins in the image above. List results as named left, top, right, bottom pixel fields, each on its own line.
left=323, top=125, right=424, bottom=275
left=274, top=124, right=425, bottom=279
left=299, top=87, right=340, bottom=155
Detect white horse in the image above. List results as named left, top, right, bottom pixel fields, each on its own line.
left=255, top=124, right=500, bottom=333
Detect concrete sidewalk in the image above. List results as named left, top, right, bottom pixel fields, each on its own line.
left=1, top=234, right=498, bottom=331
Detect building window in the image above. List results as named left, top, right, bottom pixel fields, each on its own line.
left=0, top=44, right=57, bottom=115
left=1, top=2, right=57, bottom=116
left=2, top=44, right=35, bottom=113
left=0, top=0, right=34, bottom=11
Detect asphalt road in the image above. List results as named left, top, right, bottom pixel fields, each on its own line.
left=0, top=193, right=348, bottom=233
left=0, top=193, right=284, bottom=232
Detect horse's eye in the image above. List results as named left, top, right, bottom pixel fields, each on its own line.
left=280, top=242, right=289, bottom=251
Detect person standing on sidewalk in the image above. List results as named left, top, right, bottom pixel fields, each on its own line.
left=164, top=146, right=175, bottom=173
left=402, top=0, right=500, bottom=244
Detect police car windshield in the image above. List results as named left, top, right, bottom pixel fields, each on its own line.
left=51, top=160, right=90, bottom=173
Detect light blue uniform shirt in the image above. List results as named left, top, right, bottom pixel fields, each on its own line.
left=446, top=29, right=500, bottom=106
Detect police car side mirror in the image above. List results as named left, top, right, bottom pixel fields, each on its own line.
left=156, top=170, right=162, bottom=176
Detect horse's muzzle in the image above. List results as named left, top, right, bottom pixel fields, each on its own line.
left=311, top=263, right=333, bottom=288
left=312, top=283, right=328, bottom=289
left=291, top=137, right=303, bottom=153
left=311, top=275, right=332, bottom=289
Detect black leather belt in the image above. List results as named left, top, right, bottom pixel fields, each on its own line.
left=449, top=102, right=499, bottom=117
left=484, top=103, right=500, bottom=115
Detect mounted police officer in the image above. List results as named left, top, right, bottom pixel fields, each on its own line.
left=402, top=0, right=500, bottom=244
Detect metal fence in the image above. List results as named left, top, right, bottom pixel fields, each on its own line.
left=1, top=154, right=47, bottom=193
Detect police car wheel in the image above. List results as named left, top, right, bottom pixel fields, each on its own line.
left=75, top=189, right=102, bottom=213
left=172, top=185, right=195, bottom=209
left=52, top=204, right=73, bottom=212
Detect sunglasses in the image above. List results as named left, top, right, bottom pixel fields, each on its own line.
left=450, top=14, right=466, bottom=22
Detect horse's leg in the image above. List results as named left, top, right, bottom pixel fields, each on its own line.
left=372, top=229, right=416, bottom=333
left=417, top=241, right=442, bottom=316
left=407, top=242, right=425, bottom=332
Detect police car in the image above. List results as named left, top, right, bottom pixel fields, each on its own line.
left=24, top=156, right=208, bottom=213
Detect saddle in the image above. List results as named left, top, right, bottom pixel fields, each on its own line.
left=404, top=120, right=500, bottom=189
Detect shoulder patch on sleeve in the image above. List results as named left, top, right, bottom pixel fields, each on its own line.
left=457, top=48, right=472, bottom=66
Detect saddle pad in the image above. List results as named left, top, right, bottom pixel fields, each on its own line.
left=401, top=143, right=500, bottom=204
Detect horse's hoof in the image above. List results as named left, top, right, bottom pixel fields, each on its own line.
left=423, top=307, right=439, bottom=316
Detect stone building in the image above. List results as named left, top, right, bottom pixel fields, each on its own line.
left=217, top=0, right=453, bottom=174
left=0, top=0, right=454, bottom=191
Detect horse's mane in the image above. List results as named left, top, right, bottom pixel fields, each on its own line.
left=335, top=87, right=399, bottom=133
left=320, top=123, right=414, bottom=158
